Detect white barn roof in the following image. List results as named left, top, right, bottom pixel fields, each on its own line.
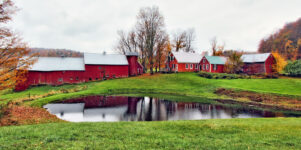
left=29, top=57, right=85, bottom=71
left=84, top=53, right=128, bottom=65
left=172, top=52, right=203, bottom=63
left=241, top=53, right=271, bottom=63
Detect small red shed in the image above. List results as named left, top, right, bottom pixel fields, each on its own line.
left=241, top=53, right=276, bottom=74
left=166, top=52, right=203, bottom=72
left=199, top=56, right=227, bottom=73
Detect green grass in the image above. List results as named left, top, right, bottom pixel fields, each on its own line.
left=1, top=73, right=301, bottom=107
left=0, top=118, right=301, bottom=149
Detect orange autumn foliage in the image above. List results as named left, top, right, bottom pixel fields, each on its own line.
left=272, top=52, right=287, bottom=73
left=0, top=0, right=37, bottom=90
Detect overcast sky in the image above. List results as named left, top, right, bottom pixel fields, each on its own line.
left=10, top=0, right=301, bottom=53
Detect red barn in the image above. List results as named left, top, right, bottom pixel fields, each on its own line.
left=241, top=53, right=276, bottom=74
left=166, top=52, right=203, bottom=72
left=84, top=53, right=130, bottom=80
left=199, top=56, right=227, bottom=73
left=125, top=52, right=143, bottom=76
left=15, top=52, right=143, bottom=91
left=15, top=57, right=86, bottom=91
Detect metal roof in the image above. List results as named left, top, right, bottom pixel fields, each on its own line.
left=29, top=57, right=85, bottom=71
left=172, top=52, right=203, bottom=63
left=241, top=53, right=271, bottom=63
left=125, top=52, right=138, bottom=56
left=205, top=56, right=227, bottom=65
left=84, top=53, right=129, bottom=65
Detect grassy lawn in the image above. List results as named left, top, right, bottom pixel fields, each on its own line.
left=0, top=73, right=301, bottom=149
left=0, top=118, right=300, bottom=149
left=1, top=73, right=301, bottom=107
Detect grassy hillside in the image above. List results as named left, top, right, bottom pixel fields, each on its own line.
left=1, top=73, right=301, bottom=107
left=1, top=118, right=301, bottom=149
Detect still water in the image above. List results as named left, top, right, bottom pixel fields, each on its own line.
left=43, top=95, right=301, bottom=122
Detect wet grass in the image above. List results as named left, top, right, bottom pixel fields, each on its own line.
left=0, top=118, right=301, bottom=149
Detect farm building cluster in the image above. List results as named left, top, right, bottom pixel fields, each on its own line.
left=15, top=52, right=143, bottom=91
left=16, top=50, right=276, bottom=91
left=166, top=52, right=276, bottom=74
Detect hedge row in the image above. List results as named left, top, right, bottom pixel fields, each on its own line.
left=199, top=72, right=278, bottom=79
left=199, top=72, right=251, bottom=79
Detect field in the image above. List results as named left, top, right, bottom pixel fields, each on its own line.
left=1, top=73, right=301, bottom=149
left=1, top=118, right=301, bottom=149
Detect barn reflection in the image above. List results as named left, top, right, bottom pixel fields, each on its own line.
left=43, top=96, right=299, bottom=122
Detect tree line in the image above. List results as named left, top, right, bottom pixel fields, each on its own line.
left=114, top=6, right=196, bottom=74
left=258, top=18, right=301, bottom=60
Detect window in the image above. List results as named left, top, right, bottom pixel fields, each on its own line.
left=203, top=59, right=205, bottom=63
left=214, top=64, right=217, bottom=70
left=70, top=77, right=73, bottom=80
left=195, top=64, right=198, bottom=69
left=203, top=64, right=205, bottom=70
left=172, top=64, right=175, bottom=69
left=190, top=64, right=193, bottom=69
left=99, top=67, right=102, bottom=70
left=186, top=64, right=189, bottom=69
left=76, top=77, right=79, bottom=81
left=58, top=78, right=63, bottom=82
left=206, top=64, right=209, bottom=70
left=89, top=78, right=92, bottom=81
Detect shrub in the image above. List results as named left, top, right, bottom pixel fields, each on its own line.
left=284, top=60, right=301, bottom=77
left=199, top=72, right=250, bottom=79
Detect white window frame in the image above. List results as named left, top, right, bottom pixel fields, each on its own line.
left=185, top=64, right=189, bottom=69
left=195, top=64, right=198, bottom=69
left=214, top=64, right=217, bottom=71
left=203, top=64, right=205, bottom=70
left=206, top=64, right=209, bottom=70
left=203, top=59, right=205, bottom=63
left=190, top=64, right=193, bottom=69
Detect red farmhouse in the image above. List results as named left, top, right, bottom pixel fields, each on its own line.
left=15, top=52, right=142, bottom=91
left=166, top=52, right=203, bottom=72
left=200, top=56, right=227, bottom=73
left=241, top=53, right=276, bottom=74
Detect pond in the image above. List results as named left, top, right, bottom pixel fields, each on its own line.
left=43, top=95, right=301, bottom=122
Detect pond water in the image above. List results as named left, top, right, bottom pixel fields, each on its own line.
left=43, top=95, right=301, bottom=122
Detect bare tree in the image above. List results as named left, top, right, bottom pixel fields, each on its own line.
left=136, top=6, right=165, bottom=75
left=172, top=30, right=186, bottom=52
left=172, top=28, right=196, bottom=52
left=115, top=30, right=138, bottom=54
left=184, top=28, right=195, bottom=52
left=210, top=36, right=217, bottom=56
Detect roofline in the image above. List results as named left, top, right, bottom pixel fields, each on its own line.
left=84, top=64, right=129, bottom=66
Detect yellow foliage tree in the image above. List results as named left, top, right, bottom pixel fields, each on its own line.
left=271, top=52, right=287, bottom=73
left=0, top=0, right=36, bottom=90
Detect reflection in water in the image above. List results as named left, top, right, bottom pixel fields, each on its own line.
left=43, top=96, right=300, bottom=122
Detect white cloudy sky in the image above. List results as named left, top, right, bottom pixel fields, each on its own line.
left=9, top=0, right=301, bottom=53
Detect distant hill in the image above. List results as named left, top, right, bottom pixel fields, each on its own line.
left=29, top=48, right=83, bottom=57
left=258, top=18, right=301, bottom=60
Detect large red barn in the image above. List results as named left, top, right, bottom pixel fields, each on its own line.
left=15, top=52, right=143, bottom=91
left=166, top=52, right=203, bottom=72
left=241, top=53, right=276, bottom=74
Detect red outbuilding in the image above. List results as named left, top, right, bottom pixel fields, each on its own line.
left=241, top=53, right=276, bottom=74
left=199, top=56, right=227, bottom=73
left=166, top=52, right=203, bottom=72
